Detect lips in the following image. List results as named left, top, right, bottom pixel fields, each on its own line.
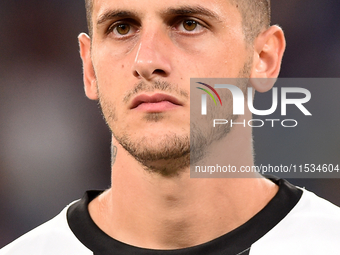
left=129, top=93, right=182, bottom=111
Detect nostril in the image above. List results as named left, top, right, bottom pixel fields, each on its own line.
left=133, top=70, right=140, bottom=78
left=133, top=69, right=167, bottom=79
left=153, top=69, right=167, bottom=76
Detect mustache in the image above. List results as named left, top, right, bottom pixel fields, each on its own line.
left=122, top=80, right=189, bottom=104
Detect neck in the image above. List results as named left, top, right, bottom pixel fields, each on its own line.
left=88, top=123, right=278, bottom=249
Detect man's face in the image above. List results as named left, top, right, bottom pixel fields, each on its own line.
left=88, top=0, right=252, bottom=174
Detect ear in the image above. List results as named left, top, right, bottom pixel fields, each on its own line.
left=78, top=33, right=98, bottom=100
left=250, top=25, right=286, bottom=92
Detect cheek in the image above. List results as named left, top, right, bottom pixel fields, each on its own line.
left=174, top=33, right=248, bottom=78
left=93, top=39, right=136, bottom=72
left=93, top=48, right=134, bottom=93
left=183, top=47, right=246, bottom=78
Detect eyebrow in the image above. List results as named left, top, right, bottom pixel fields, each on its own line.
left=161, top=5, right=222, bottom=22
left=97, top=10, right=139, bottom=26
left=96, top=5, right=222, bottom=27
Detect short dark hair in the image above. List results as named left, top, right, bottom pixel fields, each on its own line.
left=84, top=0, right=270, bottom=43
left=85, top=0, right=93, bottom=38
left=233, top=0, right=271, bottom=43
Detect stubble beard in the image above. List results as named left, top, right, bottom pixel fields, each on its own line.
left=190, top=58, right=252, bottom=165
left=97, top=57, right=252, bottom=177
left=98, top=81, right=190, bottom=177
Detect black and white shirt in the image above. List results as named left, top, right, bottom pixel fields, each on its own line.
left=1, top=178, right=340, bottom=255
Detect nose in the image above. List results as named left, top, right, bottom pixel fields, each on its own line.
left=132, top=29, right=172, bottom=81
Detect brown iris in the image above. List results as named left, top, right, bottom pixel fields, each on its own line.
left=116, top=24, right=130, bottom=35
left=183, top=20, right=198, bottom=31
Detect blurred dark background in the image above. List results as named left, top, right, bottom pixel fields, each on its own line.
left=0, top=0, right=340, bottom=248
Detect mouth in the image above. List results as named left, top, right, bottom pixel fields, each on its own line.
left=129, top=93, right=183, bottom=112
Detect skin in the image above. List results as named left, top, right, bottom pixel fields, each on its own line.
left=78, top=0, right=286, bottom=250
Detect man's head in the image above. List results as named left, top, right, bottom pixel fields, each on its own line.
left=78, top=0, right=285, bottom=176
left=84, top=0, right=271, bottom=44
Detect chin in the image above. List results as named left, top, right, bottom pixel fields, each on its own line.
left=113, top=131, right=190, bottom=175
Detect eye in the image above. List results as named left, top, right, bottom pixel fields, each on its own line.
left=183, top=20, right=198, bottom=31
left=116, top=24, right=131, bottom=35
left=177, top=19, right=205, bottom=33
left=108, top=22, right=138, bottom=38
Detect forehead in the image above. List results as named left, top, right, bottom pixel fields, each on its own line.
left=92, top=0, right=238, bottom=23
